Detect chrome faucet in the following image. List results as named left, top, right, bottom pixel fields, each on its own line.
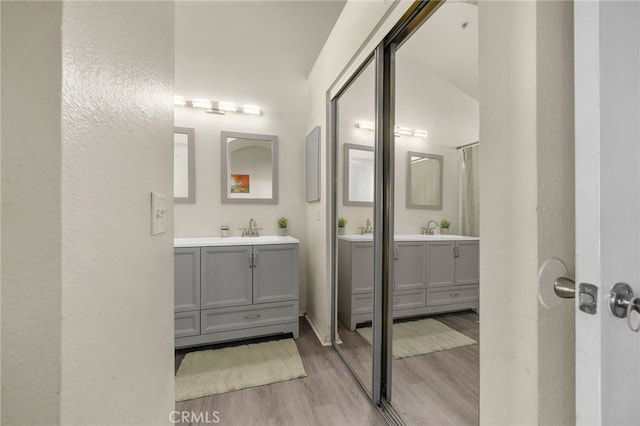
left=423, top=220, right=439, bottom=235
left=238, top=218, right=262, bottom=237
left=361, top=218, right=374, bottom=235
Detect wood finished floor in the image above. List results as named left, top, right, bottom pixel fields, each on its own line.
left=175, top=318, right=385, bottom=426
left=337, top=311, right=479, bottom=426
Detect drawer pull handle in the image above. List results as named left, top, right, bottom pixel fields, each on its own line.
left=245, top=314, right=261, bottom=319
left=394, top=298, right=400, bottom=303
left=449, top=293, right=460, bottom=298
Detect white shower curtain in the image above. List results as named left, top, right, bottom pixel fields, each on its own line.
left=461, top=145, right=479, bottom=237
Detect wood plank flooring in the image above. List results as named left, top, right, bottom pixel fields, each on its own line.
left=337, top=311, right=479, bottom=426
left=174, top=318, right=385, bottom=426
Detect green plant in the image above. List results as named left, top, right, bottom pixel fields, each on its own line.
left=338, top=217, right=347, bottom=228
left=440, top=219, right=450, bottom=229
left=278, top=217, right=288, bottom=229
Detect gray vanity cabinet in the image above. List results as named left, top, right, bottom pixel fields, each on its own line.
left=201, top=246, right=252, bottom=309
left=174, top=242, right=299, bottom=349
left=338, top=237, right=479, bottom=330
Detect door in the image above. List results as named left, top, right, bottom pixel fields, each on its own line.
left=201, top=245, right=252, bottom=308
left=252, top=244, right=298, bottom=304
left=575, top=2, right=640, bottom=424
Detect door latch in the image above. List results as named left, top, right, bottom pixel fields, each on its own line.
left=578, top=283, right=598, bottom=315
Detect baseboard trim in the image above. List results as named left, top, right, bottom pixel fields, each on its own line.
left=304, top=314, right=332, bottom=346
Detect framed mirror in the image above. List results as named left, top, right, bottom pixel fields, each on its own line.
left=343, top=143, right=374, bottom=206
left=174, top=127, right=195, bottom=204
left=221, top=131, right=278, bottom=204
left=406, top=151, right=443, bottom=210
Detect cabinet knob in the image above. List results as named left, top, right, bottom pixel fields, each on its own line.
left=449, top=293, right=460, bottom=298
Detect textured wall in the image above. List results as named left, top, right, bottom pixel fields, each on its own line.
left=1, top=2, right=63, bottom=424
left=60, top=2, right=175, bottom=424
left=536, top=2, right=575, bottom=425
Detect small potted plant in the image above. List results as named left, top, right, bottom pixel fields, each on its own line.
left=338, top=217, right=347, bottom=235
left=440, top=219, right=450, bottom=235
left=278, top=217, right=288, bottom=236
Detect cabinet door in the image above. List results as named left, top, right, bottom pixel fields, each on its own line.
left=253, top=244, right=298, bottom=304
left=394, top=242, right=425, bottom=291
left=174, top=247, right=200, bottom=312
left=201, top=245, right=252, bottom=309
left=426, top=241, right=456, bottom=287
left=455, top=241, right=479, bottom=285
left=351, top=243, right=374, bottom=293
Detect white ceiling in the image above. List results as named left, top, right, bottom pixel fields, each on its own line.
left=175, top=1, right=346, bottom=83
left=399, top=1, right=479, bottom=100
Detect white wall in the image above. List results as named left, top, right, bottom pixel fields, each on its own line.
left=1, top=3, right=63, bottom=423
left=478, top=1, right=575, bottom=424
left=173, top=2, right=310, bottom=313
left=2, top=2, right=175, bottom=425
left=59, top=3, right=175, bottom=423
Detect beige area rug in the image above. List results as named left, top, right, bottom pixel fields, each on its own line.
left=175, top=338, right=306, bottom=402
left=356, top=318, right=477, bottom=359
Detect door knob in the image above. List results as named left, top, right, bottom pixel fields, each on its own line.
left=554, top=276, right=576, bottom=299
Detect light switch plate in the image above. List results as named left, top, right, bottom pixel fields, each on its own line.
left=151, top=192, right=167, bottom=235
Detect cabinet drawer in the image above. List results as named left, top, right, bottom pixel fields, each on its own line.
left=393, top=289, right=426, bottom=310
left=175, top=311, right=200, bottom=338
left=201, top=301, right=298, bottom=335
left=427, top=285, right=478, bottom=307
left=351, top=293, right=374, bottom=315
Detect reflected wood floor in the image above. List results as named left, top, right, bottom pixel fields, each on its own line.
left=175, top=318, right=385, bottom=426
left=337, top=311, right=479, bottom=426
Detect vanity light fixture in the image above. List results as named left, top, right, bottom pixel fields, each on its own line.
left=355, top=121, right=427, bottom=138
left=174, top=95, right=263, bottom=116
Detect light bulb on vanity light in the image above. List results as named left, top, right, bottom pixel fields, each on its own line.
left=173, top=95, right=186, bottom=107
left=191, top=98, right=212, bottom=109
left=243, top=105, right=262, bottom=115
left=218, top=102, right=237, bottom=113
left=356, top=121, right=375, bottom=131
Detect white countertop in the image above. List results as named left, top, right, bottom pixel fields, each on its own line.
left=339, top=234, right=480, bottom=242
left=174, top=235, right=300, bottom=247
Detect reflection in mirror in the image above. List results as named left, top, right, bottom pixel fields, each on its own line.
left=174, top=127, right=195, bottom=204
left=221, top=131, right=278, bottom=204
left=335, top=57, right=375, bottom=396
left=407, top=152, right=443, bottom=209
left=344, top=143, right=374, bottom=206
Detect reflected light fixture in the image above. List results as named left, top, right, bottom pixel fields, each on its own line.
left=355, top=121, right=427, bottom=138
left=356, top=121, right=375, bottom=131
left=174, top=95, right=263, bottom=117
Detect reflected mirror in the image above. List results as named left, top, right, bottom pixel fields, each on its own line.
left=407, top=152, right=443, bottom=210
left=174, top=127, right=195, bottom=204
left=221, top=131, right=278, bottom=204
left=343, top=143, right=374, bottom=206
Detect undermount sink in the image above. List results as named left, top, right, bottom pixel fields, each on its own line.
left=174, top=235, right=299, bottom=247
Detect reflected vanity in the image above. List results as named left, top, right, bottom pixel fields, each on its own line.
left=221, top=131, right=278, bottom=204
left=174, top=127, right=195, bottom=204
